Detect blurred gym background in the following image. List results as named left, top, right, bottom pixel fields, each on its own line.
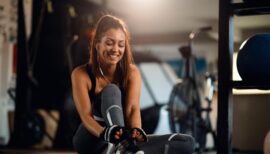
left=0, top=0, right=270, bottom=153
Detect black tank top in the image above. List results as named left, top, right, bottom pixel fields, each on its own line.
left=86, top=64, right=97, bottom=103
left=86, top=64, right=104, bottom=122
left=86, top=64, right=125, bottom=123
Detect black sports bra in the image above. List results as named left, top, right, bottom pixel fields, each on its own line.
left=86, top=64, right=104, bottom=122
left=86, top=64, right=97, bottom=103
left=86, top=64, right=125, bottom=123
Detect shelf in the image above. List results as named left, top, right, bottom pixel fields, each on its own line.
left=232, top=2, right=270, bottom=16
left=217, top=0, right=270, bottom=153
left=232, top=80, right=270, bottom=90
left=233, top=88, right=270, bottom=95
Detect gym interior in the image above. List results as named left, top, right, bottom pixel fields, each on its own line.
left=0, top=0, right=270, bottom=154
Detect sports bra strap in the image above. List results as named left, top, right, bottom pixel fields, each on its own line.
left=86, top=64, right=96, bottom=102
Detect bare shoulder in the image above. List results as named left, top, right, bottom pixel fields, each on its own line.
left=128, top=64, right=141, bottom=82
left=129, top=64, right=140, bottom=76
left=71, top=64, right=91, bottom=87
left=72, top=65, right=86, bottom=78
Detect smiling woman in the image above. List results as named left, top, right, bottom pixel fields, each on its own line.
left=71, top=14, right=146, bottom=154
left=71, top=14, right=195, bottom=154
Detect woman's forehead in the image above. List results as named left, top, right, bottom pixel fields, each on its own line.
left=102, top=28, right=125, bottom=40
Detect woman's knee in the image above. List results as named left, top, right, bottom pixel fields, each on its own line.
left=170, top=133, right=195, bottom=141
left=171, top=133, right=195, bottom=152
left=102, top=84, right=121, bottom=96
left=101, top=83, right=122, bottom=109
left=149, top=133, right=195, bottom=152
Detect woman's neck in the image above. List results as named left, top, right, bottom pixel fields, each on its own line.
left=100, top=64, right=116, bottom=75
left=99, top=64, right=117, bottom=83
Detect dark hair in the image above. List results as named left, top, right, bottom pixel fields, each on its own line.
left=89, top=15, right=133, bottom=89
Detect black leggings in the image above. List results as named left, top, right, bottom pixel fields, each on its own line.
left=73, top=84, right=124, bottom=153
left=73, top=84, right=195, bottom=154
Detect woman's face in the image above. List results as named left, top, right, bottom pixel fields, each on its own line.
left=96, top=28, right=126, bottom=66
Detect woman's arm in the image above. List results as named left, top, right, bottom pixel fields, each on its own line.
left=124, top=64, right=142, bottom=129
left=71, top=66, right=104, bottom=137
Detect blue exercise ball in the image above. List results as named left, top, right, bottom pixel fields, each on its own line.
left=237, top=33, right=270, bottom=82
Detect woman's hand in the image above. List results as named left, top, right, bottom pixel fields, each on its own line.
left=114, top=127, right=123, bottom=140
left=100, top=125, right=126, bottom=144
left=131, top=128, right=148, bottom=142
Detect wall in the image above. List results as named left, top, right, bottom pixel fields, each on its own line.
left=232, top=92, right=270, bottom=151
left=132, top=41, right=218, bottom=76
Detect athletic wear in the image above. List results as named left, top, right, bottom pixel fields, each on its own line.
left=73, top=64, right=195, bottom=154
left=86, top=64, right=125, bottom=125
left=100, top=125, right=126, bottom=144
left=73, top=65, right=126, bottom=153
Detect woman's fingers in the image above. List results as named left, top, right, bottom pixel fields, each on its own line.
left=113, top=128, right=146, bottom=142
left=132, top=129, right=144, bottom=142
left=132, top=129, right=137, bottom=138
left=114, top=128, right=123, bottom=139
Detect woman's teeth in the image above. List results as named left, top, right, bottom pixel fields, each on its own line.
left=109, top=54, right=118, bottom=59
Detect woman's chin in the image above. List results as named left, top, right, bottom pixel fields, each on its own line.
left=106, top=60, right=119, bottom=66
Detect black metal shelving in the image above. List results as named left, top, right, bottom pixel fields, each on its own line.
left=217, top=1, right=270, bottom=154
left=232, top=81, right=270, bottom=89
left=233, top=2, right=270, bottom=16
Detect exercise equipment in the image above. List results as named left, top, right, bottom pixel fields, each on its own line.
left=236, top=33, right=270, bottom=82
left=168, top=61, right=214, bottom=152
left=168, top=27, right=217, bottom=152
left=18, top=112, right=45, bottom=146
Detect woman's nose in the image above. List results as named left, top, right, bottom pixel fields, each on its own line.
left=112, top=44, right=118, bottom=52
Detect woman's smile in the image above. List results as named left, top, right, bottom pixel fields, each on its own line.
left=107, top=52, right=119, bottom=61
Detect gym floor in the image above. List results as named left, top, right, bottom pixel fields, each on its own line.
left=0, top=150, right=261, bottom=154
left=0, top=149, right=76, bottom=154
